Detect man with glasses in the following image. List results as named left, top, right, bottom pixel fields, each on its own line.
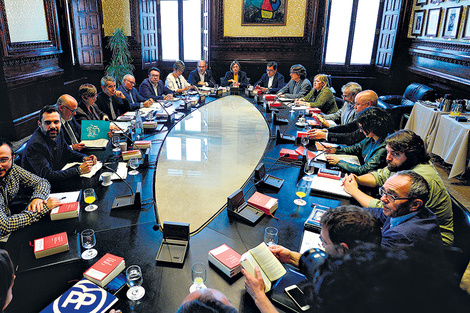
left=188, top=60, right=216, bottom=88
left=367, top=170, right=443, bottom=249
left=254, top=61, right=285, bottom=94
left=117, top=74, right=153, bottom=110
left=95, top=76, right=131, bottom=120
left=317, top=82, right=362, bottom=127
left=242, top=205, right=381, bottom=313
left=342, top=130, right=453, bottom=245
left=0, top=137, right=61, bottom=238
left=56, top=94, right=84, bottom=151
left=22, top=106, right=97, bottom=190
left=308, top=89, right=377, bottom=145
left=139, top=67, right=174, bottom=101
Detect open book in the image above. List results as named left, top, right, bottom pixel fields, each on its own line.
left=240, top=242, right=286, bottom=292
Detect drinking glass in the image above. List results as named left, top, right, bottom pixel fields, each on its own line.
left=81, top=229, right=98, bottom=260
left=128, top=157, right=139, bottom=175
left=304, top=160, right=315, bottom=181
left=126, top=265, right=145, bottom=300
left=83, top=188, right=98, bottom=212
left=301, top=136, right=309, bottom=148
left=111, top=135, right=121, bottom=153
left=189, top=262, right=207, bottom=293
left=294, top=178, right=309, bottom=206
left=264, top=227, right=278, bottom=246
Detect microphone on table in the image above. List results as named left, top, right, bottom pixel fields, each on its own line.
left=156, top=101, right=176, bottom=123
left=103, top=163, right=141, bottom=210
left=110, top=120, right=138, bottom=150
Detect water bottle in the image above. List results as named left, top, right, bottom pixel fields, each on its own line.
left=135, top=109, right=143, bottom=140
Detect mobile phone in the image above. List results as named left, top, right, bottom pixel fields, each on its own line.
left=285, top=285, right=310, bottom=311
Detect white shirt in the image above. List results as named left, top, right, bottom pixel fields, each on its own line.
left=166, top=74, right=190, bottom=92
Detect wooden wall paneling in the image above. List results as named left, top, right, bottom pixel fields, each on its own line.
left=140, top=0, right=158, bottom=70
left=376, top=0, right=402, bottom=73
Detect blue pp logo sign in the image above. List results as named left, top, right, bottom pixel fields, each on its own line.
left=51, top=280, right=114, bottom=312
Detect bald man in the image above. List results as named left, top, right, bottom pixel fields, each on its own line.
left=177, top=288, right=238, bottom=313
left=117, top=74, right=153, bottom=110
left=57, top=94, right=84, bottom=151
left=308, top=90, right=379, bottom=145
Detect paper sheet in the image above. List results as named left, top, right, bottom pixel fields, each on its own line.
left=62, top=161, right=102, bottom=178
left=49, top=191, right=80, bottom=203
left=299, top=230, right=324, bottom=254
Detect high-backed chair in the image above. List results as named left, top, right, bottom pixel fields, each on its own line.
left=377, top=83, right=434, bottom=130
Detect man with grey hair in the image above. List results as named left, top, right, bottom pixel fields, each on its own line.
left=316, top=82, right=362, bottom=127
left=188, top=60, right=216, bottom=87
left=96, top=75, right=130, bottom=120
left=367, top=170, right=443, bottom=249
left=276, top=64, right=312, bottom=99
left=166, top=60, right=197, bottom=94
left=117, top=74, right=153, bottom=110
left=56, top=94, right=84, bottom=151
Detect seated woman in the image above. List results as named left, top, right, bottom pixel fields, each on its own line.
left=322, top=107, right=393, bottom=175
left=276, top=64, right=312, bottom=99
left=165, top=60, right=197, bottom=94
left=221, top=60, right=249, bottom=89
left=296, top=74, right=338, bottom=114
left=76, top=84, right=109, bottom=122
left=0, top=249, right=15, bottom=312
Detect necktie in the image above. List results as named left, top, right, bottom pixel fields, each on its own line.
left=109, top=97, right=116, bottom=120
left=129, top=90, right=135, bottom=103
left=65, top=121, right=78, bottom=144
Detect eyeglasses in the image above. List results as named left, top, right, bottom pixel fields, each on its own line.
left=319, top=235, right=326, bottom=247
left=379, top=187, right=410, bottom=203
left=267, top=69, right=275, bottom=72
left=125, top=79, right=136, bottom=85
left=62, top=106, right=77, bottom=114
left=0, top=157, right=11, bottom=165
left=150, top=74, right=160, bottom=78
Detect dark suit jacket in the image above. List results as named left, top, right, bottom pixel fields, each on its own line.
left=188, top=69, right=216, bottom=87
left=221, top=71, right=249, bottom=88
left=327, top=121, right=365, bottom=145
left=76, top=101, right=107, bottom=122
left=95, top=92, right=130, bottom=120
left=254, top=72, right=285, bottom=94
left=369, top=206, right=443, bottom=249
left=139, top=78, right=174, bottom=101
left=117, top=85, right=148, bottom=110
left=62, top=117, right=81, bottom=145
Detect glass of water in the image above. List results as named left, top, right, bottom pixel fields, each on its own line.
left=126, top=265, right=145, bottom=300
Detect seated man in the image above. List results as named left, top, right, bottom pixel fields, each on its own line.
left=188, top=60, right=216, bottom=88
left=276, top=64, right=311, bottom=99
left=95, top=76, right=131, bottom=120
left=318, top=82, right=362, bottom=127
left=242, top=205, right=381, bottom=313
left=254, top=61, right=285, bottom=94
left=139, top=67, right=174, bottom=101
left=343, top=129, right=453, bottom=245
left=308, top=89, right=378, bottom=145
left=166, top=60, right=198, bottom=94
left=117, top=74, right=153, bottom=110
left=0, top=138, right=60, bottom=238
left=56, top=94, right=84, bottom=151
left=177, top=288, right=238, bottom=313
left=366, top=170, right=443, bottom=249
left=22, top=106, right=97, bottom=188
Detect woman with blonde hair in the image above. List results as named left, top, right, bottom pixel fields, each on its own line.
left=296, top=74, right=337, bottom=114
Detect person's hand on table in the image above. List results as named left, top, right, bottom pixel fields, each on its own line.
left=308, top=129, right=327, bottom=140
left=79, top=160, right=93, bottom=174
left=164, top=94, right=174, bottom=100
left=342, top=173, right=359, bottom=194
left=27, top=198, right=48, bottom=213
left=46, top=197, right=61, bottom=210
left=268, top=245, right=301, bottom=267
left=84, top=155, right=97, bottom=165
left=315, top=114, right=329, bottom=128
left=232, top=81, right=240, bottom=87
left=276, top=93, right=284, bottom=98
left=71, top=143, right=85, bottom=151
left=326, top=155, right=339, bottom=165
left=143, top=99, right=153, bottom=108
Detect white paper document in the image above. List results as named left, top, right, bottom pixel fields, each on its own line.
left=62, top=161, right=102, bottom=178
left=310, top=175, right=352, bottom=198
left=49, top=191, right=80, bottom=203
left=299, top=230, right=324, bottom=254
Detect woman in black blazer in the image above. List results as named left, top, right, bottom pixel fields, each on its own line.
left=221, top=60, right=249, bottom=89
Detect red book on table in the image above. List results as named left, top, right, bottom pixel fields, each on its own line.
left=280, top=148, right=299, bottom=161
left=50, top=202, right=80, bottom=221
left=317, top=168, right=342, bottom=180
left=84, top=253, right=126, bottom=287
left=247, top=192, right=278, bottom=215
left=34, top=232, right=69, bottom=259
left=295, top=146, right=316, bottom=160
left=208, top=244, right=242, bottom=278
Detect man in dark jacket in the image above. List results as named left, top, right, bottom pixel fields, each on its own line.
left=254, top=61, right=285, bottom=94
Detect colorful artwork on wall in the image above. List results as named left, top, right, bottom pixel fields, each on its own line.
left=242, top=0, right=287, bottom=25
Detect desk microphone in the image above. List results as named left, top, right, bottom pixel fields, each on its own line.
left=158, top=101, right=176, bottom=123
left=110, top=120, right=138, bottom=150
left=103, top=163, right=142, bottom=210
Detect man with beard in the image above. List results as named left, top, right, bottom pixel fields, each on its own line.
left=22, top=106, right=97, bottom=188
left=0, top=138, right=60, bottom=238
left=342, top=129, right=453, bottom=245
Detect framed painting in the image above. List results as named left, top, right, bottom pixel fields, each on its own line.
left=463, top=6, right=470, bottom=39
left=242, top=0, right=288, bottom=26
left=416, top=0, right=427, bottom=5
left=411, top=10, right=425, bottom=36
left=425, top=8, right=441, bottom=37
left=443, top=6, right=461, bottom=38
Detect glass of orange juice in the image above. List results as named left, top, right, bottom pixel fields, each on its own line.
left=84, top=188, right=98, bottom=212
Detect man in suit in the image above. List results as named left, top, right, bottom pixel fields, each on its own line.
left=254, top=61, right=285, bottom=94
left=95, top=76, right=131, bottom=120
left=308, top=89, right=378, bottom=145
left=318, top=82, right=362, bottom=127
left=56, top=94, right=84, bottom=151
left=139, top=67, right=174, bottom=101
left=188, top=60, right=216, bottom=88
left=366, top=170, right=443, bottom=249
left=117, top=74, right=153, bottom=110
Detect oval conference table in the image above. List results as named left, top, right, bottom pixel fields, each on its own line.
left=4, top=95, right=350, bottom=313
